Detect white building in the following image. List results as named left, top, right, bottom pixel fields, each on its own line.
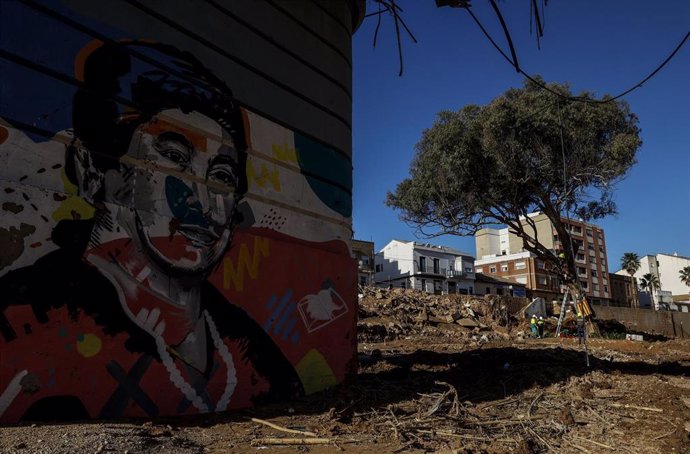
left=614, top=252, right=690, bottom=310
left=374, top=240, right=475, bottom=294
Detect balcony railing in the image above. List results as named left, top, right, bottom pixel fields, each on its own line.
left=416, top=264, right=464, bottom=277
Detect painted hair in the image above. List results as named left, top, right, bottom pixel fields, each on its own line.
left=67, top=40, right=249, bottom=195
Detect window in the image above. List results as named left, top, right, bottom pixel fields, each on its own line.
left=490, top=266, right=497, bottom=273
left=581, top=280, right=589, bottom=290
left=419, top=256, right=426, bottom=272
left=476, top=267, right=483, bottom=273
left=515, top=276, right=528, bottom=284
left=593, top=283, right=600, bottom=292
left=421, top=279, right=427, bottom=291
left=433, top=258, right=440, bottom=274
left=599, top=245, right=605, bottom=253
left=465, top=267, right=473, bottom=273
left=361, top=255, right=370, bottom=265
left=604, top=285, right=608, bottom=293
left=486, top=287, right=491, bottom=294
left=537, top=276, right=547, bottom=286
left=359, top=276, right=367, bottom=286
left=586, top=228, right=593, bottom=237
left=588, top=243, right=594, bottom=250
left=537, top=260, right=545, bottom=269
left=577, top=253, right=585, bottom=261
left=573, top=226, right=582, bottom=234
left=515, top=262, right=526, bottom=270
left=375, top=264, right=383, bottom=272
left=578, top=267, right=586, bottom=275
left=496, top=288, right=504, bottom=295
left=591, top=270, right=597, bottom=277
left=501, top=264, right=509, bottom=272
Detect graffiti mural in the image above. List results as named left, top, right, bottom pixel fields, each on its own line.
left=0, top=4, right=355, bottom=423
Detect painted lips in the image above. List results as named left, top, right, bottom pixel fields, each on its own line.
left=177, top=225, right=220, bottom=246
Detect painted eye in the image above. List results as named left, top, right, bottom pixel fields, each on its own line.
left=158, top=148, right=190, bottom=165
left=153, top=132, right=192, bottom=167
left=208, top=166, right=236, bottom=186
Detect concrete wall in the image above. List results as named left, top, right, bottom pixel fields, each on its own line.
left=0, top=0, right=363, bottom=422
left=595, top=306, right=690, bottom=338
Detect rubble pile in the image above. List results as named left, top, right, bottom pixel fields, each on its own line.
left=357, top=287, right=529, bottom=343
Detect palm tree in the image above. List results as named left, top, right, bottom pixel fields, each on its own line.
left=620, top=252, right=641, bottom=308
left=680, top=266, right=690, bottom=290
left=639, top=273, right=660, bottom=310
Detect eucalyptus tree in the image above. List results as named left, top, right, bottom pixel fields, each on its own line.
left=388, top=78, right=642, bottom=300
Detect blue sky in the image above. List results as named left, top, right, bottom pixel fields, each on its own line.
left=351, top=0, right=690, bottom=272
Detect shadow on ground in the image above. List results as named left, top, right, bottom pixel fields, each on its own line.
left=11, top=344, right=690, bottom=428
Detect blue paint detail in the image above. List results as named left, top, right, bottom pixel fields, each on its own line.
left=263, top=289, right=293, bottom=331
left=294, top=134, right=352, bottom=218
left=273, top=302, right=295, bottom=336
left=165, top=176, right=208, bottom=227
left=266, top=294, right=277, bottom=310
left=263, top=290, right=301, bottom=344
left=282, top=318, right=297, bottom=341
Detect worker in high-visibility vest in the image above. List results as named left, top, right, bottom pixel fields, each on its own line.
left=537, top=316, right=545, bottom=338
left=530, top=315, right=538, bottom=338
left=576, top=303, right=586, bottom=345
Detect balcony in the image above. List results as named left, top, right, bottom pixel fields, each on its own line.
left=416, top=264, right=466, bottom=278
left=416, top=264, right=445, bottom=275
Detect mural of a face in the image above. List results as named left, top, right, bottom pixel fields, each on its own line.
left=103, top=108, right=241, bottom=276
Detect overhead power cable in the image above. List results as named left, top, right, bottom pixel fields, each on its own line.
left=465, top=1, right=690, bottom=104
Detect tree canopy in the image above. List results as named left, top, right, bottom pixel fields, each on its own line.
left=621, top=253, right=641, bottom=277
left=387, top=78, right=642, bottom=291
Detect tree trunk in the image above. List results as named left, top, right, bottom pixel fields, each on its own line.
left=629, top=272, right=638, bottom=309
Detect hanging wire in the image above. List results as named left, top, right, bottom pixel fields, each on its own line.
left=464, top=1, right=690, bottom=104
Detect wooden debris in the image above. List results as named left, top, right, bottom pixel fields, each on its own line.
left=251, top=437, right=333, bottom=445
left=250, top=417, right=317, bottom=437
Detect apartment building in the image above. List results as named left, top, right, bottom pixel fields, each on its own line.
left=474, top=212, right=611, bottom=303
left=352, top=239, right=375, bottom=286
left=374, top=240, right=475, bottom=294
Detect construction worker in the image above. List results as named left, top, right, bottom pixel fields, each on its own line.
left=537, top=316, right=545, bottom=338
left=530, top=314, right=538, bottom=338
left=576, top=303, right=585, bottom=345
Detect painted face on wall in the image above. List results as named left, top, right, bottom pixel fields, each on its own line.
left=104, top=108, right=242, bottom=276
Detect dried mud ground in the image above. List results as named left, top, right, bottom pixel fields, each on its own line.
left=2, top=336, right=690, bottom=454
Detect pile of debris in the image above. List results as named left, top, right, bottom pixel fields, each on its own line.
left=358, top=287, right=529, bottom=343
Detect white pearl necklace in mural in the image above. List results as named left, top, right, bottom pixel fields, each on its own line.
left=154, top=310, right=237, bottom=413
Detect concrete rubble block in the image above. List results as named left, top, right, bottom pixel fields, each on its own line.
left=457, top=318, right=480, bottom=328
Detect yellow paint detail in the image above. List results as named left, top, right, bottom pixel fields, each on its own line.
left=76, top=334, right=102, bottom=358
left=52, top=169, right=95, bottom=221
left=295, top=349, right=337, bottom=395
left=223, top=237, right=270, bottom=291
left=246, top=157, right=281, bottom=192
left=271, top=143, right=297, bottom=163
left=61, top=169, right=78, bottom=195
